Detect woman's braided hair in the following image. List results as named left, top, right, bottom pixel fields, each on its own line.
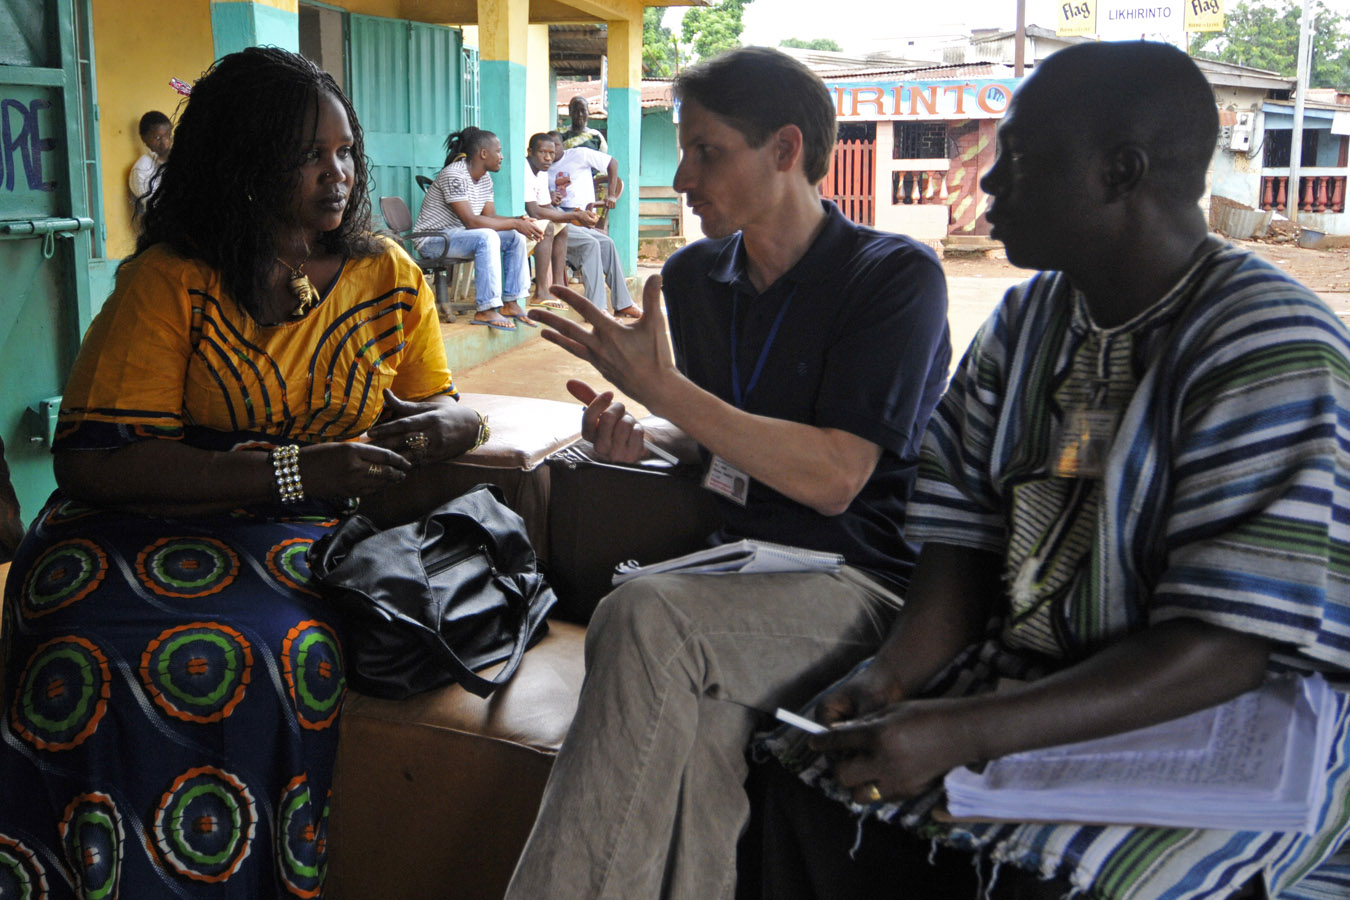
left=134, top=46, right=382, bottom=318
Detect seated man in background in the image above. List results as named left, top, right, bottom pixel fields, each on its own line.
left=505, top=47, right=950, bottom=900
left=541, top=130, right=640, bottom=319
left=522, top=132, right=571, bottom=310
left=414, top=126, right=542, bottom=330
left=751, top=40, right=1350, bottom=900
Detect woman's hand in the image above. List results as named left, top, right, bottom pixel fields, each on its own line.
left=298, top=441, right=411, bottom=499
left=365, top=389, right=483, bottom=464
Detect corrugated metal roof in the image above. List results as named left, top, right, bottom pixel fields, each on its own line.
left=556, top=78, right=674, bottom=115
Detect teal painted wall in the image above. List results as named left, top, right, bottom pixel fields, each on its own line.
left=1, top=0, right=94, bottom=521
left=640, top=107, right=677, bottom=187
left=210, top=1, right=300, bottom=57
left=607, top=85, right=640, bottom=270
left=347, top=14, right=464, bottom=228
left=481, top=59, right=527, bottom=216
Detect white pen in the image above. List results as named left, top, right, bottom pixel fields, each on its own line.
left=644, top=439, right=680, bottom=465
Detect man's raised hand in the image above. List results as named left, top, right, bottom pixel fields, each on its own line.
left=528, top=275, right=678, bottom=412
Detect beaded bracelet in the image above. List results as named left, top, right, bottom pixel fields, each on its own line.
left=270, top=443, right=305, bottom=504
left=467, top=411, right=491, bottom=453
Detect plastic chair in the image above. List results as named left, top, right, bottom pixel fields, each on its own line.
left=415, top=174, right=434, bottom=194
left=379, top=195, right=473, bottom=320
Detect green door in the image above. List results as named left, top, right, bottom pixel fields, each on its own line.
left=0, top=0, right=95, bottom=521
left=347, top=14, right=464, bottom=227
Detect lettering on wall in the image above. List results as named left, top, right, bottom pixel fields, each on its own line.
left=2, top=97, right=57, bottom=192
left=829, top=80, right=1018, bottom=122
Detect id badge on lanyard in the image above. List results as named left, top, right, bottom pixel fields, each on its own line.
left=1051, top=407, right=1119, bottom=478
left=703, top=286, right=797, bottom=504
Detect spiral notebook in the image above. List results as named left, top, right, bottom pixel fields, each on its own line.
left=612, top=539, right=844, bottom=585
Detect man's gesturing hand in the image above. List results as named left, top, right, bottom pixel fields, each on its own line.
left=566, top=379, right=646, bottom=463
left=528, top=275, right=680, bottom=413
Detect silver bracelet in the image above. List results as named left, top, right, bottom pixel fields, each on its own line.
left=270, top=443, right=305, bottom=504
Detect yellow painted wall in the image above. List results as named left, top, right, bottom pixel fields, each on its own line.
left=526, top=23, right=552, bottom=140
left=93, top=1, right=215, bottom=259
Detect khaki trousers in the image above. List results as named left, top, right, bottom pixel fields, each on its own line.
left=505, top=567, right=903, bottom=900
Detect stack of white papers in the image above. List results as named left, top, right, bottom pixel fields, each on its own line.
left=613, top=539, right=844, bottom=585
left=943, top=673, right=1337, bottom=832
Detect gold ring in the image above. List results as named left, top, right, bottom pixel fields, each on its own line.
left=862, top=782, right=883, bottom=803
left=368, top=463, right=382, bottom=477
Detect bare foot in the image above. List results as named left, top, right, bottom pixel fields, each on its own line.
left=614, top=305, right=642, bottom=320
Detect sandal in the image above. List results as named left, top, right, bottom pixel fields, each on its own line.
left=614, top=306, right=642, bottom=320
left=470, top=317, right=516, bottom=331
left=527, top=298, right=569, bottom=311
left=504, top=312, right=539, bottom=328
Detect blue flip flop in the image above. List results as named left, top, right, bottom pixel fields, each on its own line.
left=470, top=318, right=516, bottom=331
left=504, top=313, right=539, bottom=328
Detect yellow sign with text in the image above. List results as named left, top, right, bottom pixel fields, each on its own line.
left=1184, top=0, right=1224, bottom=31
left=1057, top=0, right=1098, bottom=35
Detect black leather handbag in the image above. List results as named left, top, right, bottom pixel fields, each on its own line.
left=307, top=483, right=557, bottom=699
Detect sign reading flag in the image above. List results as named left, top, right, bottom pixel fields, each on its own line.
left=1057, top=0, right=1098, bottom=35
left=1184, top=0, right=1224, bottom=32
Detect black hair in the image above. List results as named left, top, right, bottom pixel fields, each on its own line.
left=674, top=46, right=837, bottom=185
left=1030, top=41, right=1218, bottom=204
left=443, top=126, right=497, bottom=167
left=138, top=110, right=170, bottom=139
left=528, top=132, right=555, bottom=153
left=133, top=47, right=380, bottom=319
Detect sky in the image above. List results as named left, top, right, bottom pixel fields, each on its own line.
left=663, top=0, right=1350, bottom=57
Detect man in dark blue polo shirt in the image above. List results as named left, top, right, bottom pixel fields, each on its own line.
left=506, top=46, right=950, bottom=900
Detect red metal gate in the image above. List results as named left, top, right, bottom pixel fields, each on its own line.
left=821, top=138, right=875, bottom=226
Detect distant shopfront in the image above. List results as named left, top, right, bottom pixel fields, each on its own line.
left=820, top=70, right=1020, bottom=243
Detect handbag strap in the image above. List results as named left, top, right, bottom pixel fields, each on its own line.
left=426, top=580, right=536, bottom=698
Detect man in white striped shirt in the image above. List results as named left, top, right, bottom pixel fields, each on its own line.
left=414, top=126, right=543, bottom=330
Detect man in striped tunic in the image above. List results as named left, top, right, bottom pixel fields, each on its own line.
left=754, top=41, right=1350, bottom=900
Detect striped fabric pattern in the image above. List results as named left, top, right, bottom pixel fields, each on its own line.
left=56, top=241, right=454, bottom=450
left=895, top=239, right=1350, bottom=897
left=413, top=158, right=496, bottom=248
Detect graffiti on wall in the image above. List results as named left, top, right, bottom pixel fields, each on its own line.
left=2, top=97, right=56, bottom=192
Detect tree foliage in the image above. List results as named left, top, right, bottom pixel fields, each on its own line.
left=780, top=37, right=842, bottom=51
left=1189, top=0, right=1350, bottom=90
left=643, top=8, right=677, bottom=78
left=681, top=0, right=754, bottom=64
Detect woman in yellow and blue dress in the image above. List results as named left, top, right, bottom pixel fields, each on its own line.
left=0, top=47, right=487, bottom=898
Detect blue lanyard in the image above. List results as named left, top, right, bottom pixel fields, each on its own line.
left=730, top=285, right=796, bottom=409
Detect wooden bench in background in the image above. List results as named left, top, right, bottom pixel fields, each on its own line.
left=639, top=185, right=683, bottom=239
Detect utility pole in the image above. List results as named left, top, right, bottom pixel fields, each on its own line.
left=1287, top=0, right=1313, bottom=222
left=1015, top=0, right=1026, bottom=76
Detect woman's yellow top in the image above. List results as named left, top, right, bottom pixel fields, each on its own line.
left=56, top=240, right=455, bottom=449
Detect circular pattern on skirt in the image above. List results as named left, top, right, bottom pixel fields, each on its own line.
left=276, top=775, right=329, bottom=898
left=281, top=621, right=345, bottom=731
left=0, top=833, right=49, bottom=900
left=11, top=635, right=112, bottom=751
left=152, top=766, right=257, bottom=883
left=136, top=537, right=240, bottom=599
left=266, top=538, right=318, bottom=595
left=59, top=792, right=124, bottom=900
left=21, top=538, right=108, bottom=620
left=139, top=623, right=254, bottom=723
